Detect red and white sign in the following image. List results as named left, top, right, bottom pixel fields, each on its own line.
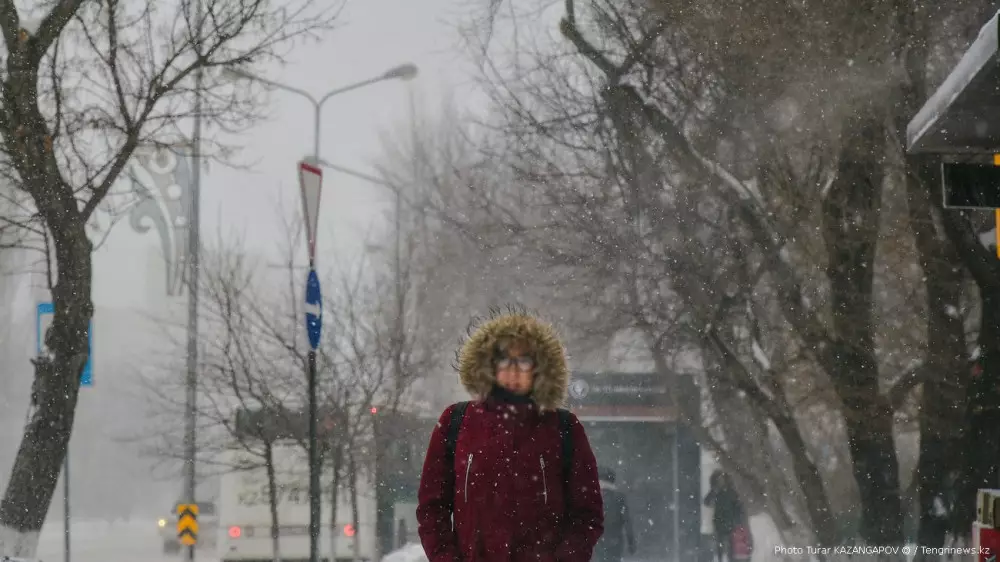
left=975, top=522, right=1000, bottom=561
left=298, top=160, right=323, bottom=264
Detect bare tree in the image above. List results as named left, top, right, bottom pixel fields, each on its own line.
left=137, top=237, right=324, bottom=562
left=0, top=0, right=341, bottom=554
left=632, top=0, right=990, bottom=550
left=139, top=236, right=352, bottom=562
left=562, top=0, right=990, bottom=552
left=136, top=196, right=437, bottom=560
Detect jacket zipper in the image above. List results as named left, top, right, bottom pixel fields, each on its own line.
left=540, top=456, right=548, bottom=504
left=464, top=453, right=473, bottom=497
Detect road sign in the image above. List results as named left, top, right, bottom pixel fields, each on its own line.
left=305, top=268, right=322, bottom=350
left=299, top=160, right=323, bottom=264
left=36, top=302, right=93, bottom=386
left=176, top=503, right=199, bottom=546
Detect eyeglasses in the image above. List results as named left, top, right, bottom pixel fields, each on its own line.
left=496, top=356, right=535, bottom=371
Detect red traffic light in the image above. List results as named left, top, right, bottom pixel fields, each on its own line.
left=344, top=524, right=356, bottom=537
left=370, top=407, right=377, bottom=414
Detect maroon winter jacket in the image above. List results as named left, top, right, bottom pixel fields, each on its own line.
left=416, top=312, right=604, bottom=562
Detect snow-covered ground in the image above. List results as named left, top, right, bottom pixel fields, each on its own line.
left=746, top=514, right=928, bottom=562
left=376, top=518, right=781, bottom=562
left=34, top=519, right=219, bottom=562
left=27, top=514, right=920, bottom=562
left=382, top=543, right=428, bottom=562
left=748, top=512, right=782, bottom=561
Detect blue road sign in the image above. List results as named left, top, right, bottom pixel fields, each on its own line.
left=36, top=302, right=93, bottom=387
left=304, top=269, right=322, bottom=350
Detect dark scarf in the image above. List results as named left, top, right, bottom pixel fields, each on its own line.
left=489, top=384, right=534, bottom=404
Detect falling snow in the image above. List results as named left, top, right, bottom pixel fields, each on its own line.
left=0, top=2, right=996, bottom=562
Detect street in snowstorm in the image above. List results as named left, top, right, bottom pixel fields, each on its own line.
left=7, top=0, right=1000, bottom=561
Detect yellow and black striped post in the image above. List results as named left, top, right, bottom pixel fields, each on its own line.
left=176, top=503, right=199, bottom=547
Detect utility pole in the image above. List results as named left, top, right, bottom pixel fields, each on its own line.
left=63, top=448, right=69, bottom=562
left=395, top=90, right=418, bottom=399
left=672, top=409, right=680, bottom=561
left=184, top=0, right=204, bottom=558
left=394, top=185, right=402, bottom=395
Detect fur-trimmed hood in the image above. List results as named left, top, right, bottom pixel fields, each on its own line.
left=455, top=309, right=570, bottom=411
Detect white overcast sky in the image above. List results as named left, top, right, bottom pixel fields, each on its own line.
left=91, top=0, right=489, bottom=310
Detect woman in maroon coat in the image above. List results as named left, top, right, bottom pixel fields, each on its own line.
left=417, top=311, right=605, bottom=562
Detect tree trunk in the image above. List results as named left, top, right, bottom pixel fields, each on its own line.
left=329, top=439, right=343, bottom=562
left=0, top=18, right=100, bottom=552
left=822, top=107, right=903, bottom=547
left=349, top=454, right=361, bottom=562
left=265, top=443, right=282, bottom=562
left=0, top=216, right=92, bottom=557
left=903, top=156, right=969, bottom=559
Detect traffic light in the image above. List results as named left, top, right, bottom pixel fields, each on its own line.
left=344, top=524, right=356, bottom=537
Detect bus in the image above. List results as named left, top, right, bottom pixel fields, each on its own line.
left=565, top=372, right=703, bottom=562
left=219, top=406, right=377, bottom=562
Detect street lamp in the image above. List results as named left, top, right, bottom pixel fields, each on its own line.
left=221, top=63, right=418, bottom=161
left=224, top=62, right=418, bottom=562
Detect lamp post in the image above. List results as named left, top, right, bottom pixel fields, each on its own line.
left=222, top=63, right=418, bottom=162
left=224, top=62, right=417, bottom=562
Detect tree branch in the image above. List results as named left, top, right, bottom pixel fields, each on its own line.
left=887, top=363, right=927, bottom=411
left=0, top=0, right=21, bottom=53
left=30, top=0, right=88, bottom=64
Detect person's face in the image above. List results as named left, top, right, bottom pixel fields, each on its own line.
left=495, top=341, right=536, bottom=395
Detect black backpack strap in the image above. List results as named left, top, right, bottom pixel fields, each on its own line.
left=556, top=408, right=574, bottom=494
left=444, top=401, right=471, bottom=466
